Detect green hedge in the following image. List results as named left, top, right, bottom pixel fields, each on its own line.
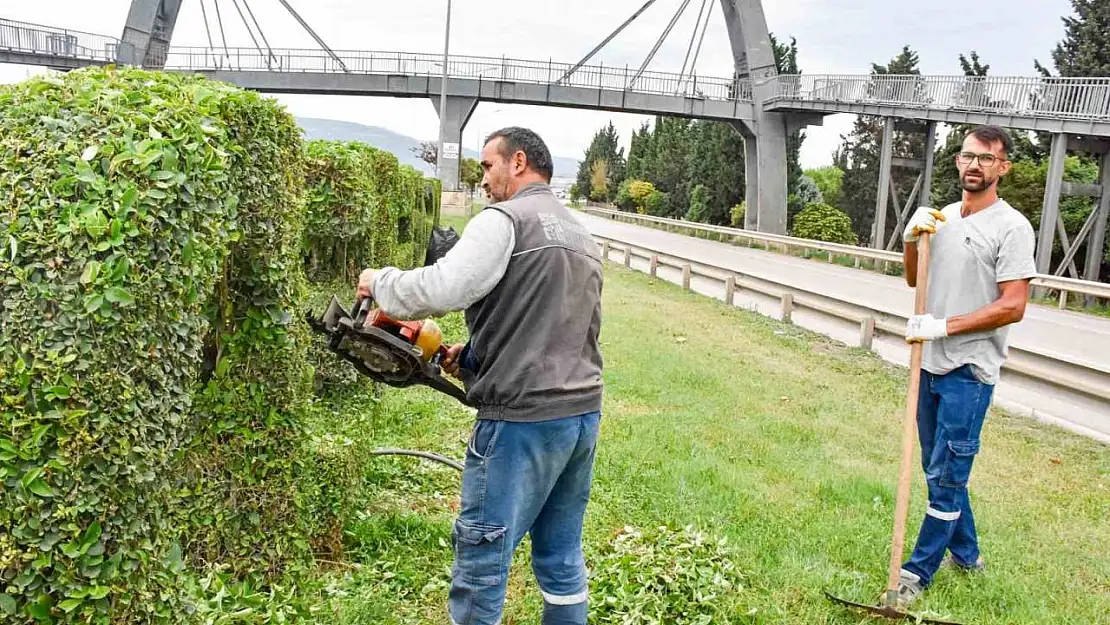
left=0, top=67, right=247, bottom=623
left=303, top=140, right=376, bottom=282
left=303, top=140, right=438, bottom=282
left=790, top=202, right=858, bottom=246
left=0, top=66, right=364, bottom=623
left=301, top=141, right=439, bottom=394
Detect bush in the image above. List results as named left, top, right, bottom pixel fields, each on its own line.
left=175, top=84, right=329, bottom=582
left=589, top=525, right=745, bottom=624
left=0, top=67, right=248, bottom=622
left=791, top=202, right=858, bottom=246
left=615, top=179, right=635, bottom=211
left=0, top=66, right=412, bottom=623
left=730, top=202, right=746, bottom=228
left=303, top=140, right=377, bottom=282
left=643, top=190, right=665, bottom=216
left=303, top=141, right=435, bottom=283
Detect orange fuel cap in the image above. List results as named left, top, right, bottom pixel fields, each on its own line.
left=414, top=318, right=444, bottom=362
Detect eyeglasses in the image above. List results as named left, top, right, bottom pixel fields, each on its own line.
left=956, top=152, right=1005, bottom=167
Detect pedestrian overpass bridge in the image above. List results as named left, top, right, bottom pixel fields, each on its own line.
left=1, top=6, right=1108, bottom=284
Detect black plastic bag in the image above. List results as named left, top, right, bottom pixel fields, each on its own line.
left=424, top=225, right=461, bottom=266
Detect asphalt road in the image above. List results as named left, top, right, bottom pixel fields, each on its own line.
left=574, top=210, right=1110, bottom=443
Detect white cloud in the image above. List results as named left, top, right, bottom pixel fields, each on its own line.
left=1, top=0, right=1078, bottom=169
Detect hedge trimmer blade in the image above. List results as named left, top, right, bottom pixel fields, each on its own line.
left=305, top=296, right=471, bottom=406
left=824, top=590, right=963, bottom=625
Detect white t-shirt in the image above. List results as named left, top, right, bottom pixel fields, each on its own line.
left=922, top=198, right=1037, bottom=384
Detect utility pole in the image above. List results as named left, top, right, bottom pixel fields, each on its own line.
left=437, top=0, right=452, bottom=179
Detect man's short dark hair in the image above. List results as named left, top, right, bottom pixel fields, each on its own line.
left=484, top=126, right=554, bottom=181
left=966, top=125, right=1013, bottom=157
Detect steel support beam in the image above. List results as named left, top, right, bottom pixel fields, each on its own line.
left=1037, top=133, right=1067, bottom=274
left=874, top=117, right=895, bottom=249
left=719, top=0, right=786, bottom=234
left=1086, top=151, right=1110, bottom=284
left=119, top=0, right=182, bottom=67
left=431, top=95, right=478, bottom=192
left=921, top=121, right=938, bottom=209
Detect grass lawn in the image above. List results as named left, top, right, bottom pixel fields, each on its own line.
left=310, top=257, right=1109, bottom=624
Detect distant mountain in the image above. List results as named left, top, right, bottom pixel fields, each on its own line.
left=296, top=117, right=580, bottom=179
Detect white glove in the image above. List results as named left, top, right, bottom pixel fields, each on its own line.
left=906, top=314, right=948, bottom=343
left=903, top=207, right=946, bottom=243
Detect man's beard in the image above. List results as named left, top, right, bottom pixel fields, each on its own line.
left=960, top=171, right=993, bottom=192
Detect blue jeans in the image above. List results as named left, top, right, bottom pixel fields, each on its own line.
left=902, top=365, right=993, bottom=586
left=448, top=411, right=601, bottom=625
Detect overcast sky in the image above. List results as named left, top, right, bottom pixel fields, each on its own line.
left=0, top=0, right=1077, bottom=169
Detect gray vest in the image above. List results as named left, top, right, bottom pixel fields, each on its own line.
left=463, top=183, right=604, bottom=422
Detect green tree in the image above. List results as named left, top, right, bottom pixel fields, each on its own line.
left=576, top=122, right=626, bottom=202
left=627, top=121, right=654, bottom=181
left=685, top=184, right=711, bottom=222
left=1036, top=0, right=1110, bottom=77
left=590, top=159, right=610, bottom=202
left=806, top=166, right=844, bottom=206
left=460, top=157, right=482, bottom=198
left=791, top=202, right=858, bottom=245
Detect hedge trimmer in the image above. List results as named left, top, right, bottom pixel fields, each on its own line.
left=306, top=294, right=469, bottom=472
left=304, top=226, right=469, bottom=472
left=307, top=294, right=471, bottom=405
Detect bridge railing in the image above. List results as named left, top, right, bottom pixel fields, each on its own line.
left=0, top=18, right=127, bottom=63
left=770, top=74, right=1110, bottom=121
left=160, top=46, right=746, bottom=102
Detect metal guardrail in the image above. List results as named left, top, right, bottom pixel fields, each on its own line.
left=770, top=74, right=1110, bottom=122
left=595, top=235, right=1110, bottom=409
left=161, top=46, right=747, bottom=102
left=583, top=207, right=1110, bottom=308
left=0, top=18, right=128, bottom=63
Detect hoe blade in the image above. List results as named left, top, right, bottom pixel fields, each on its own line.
left=824, top=590, right=963, bottom=625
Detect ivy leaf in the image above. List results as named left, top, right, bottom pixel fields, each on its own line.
left=81, top=522, right=102, bottom=550
left=120, top=187, right=138, bottom=211
left=27, top=478, right=54, bottom=498
left=75, top=158, right=98, bottom=185
left=57, top=599, right=83, bottom=613
left=80, top=260, right=101, bottom=285
left=27, top=595, right=52, bottom=619
left=81, top=145, right=99, bottom=161
left=104, top=287, right=135, bottom=307
left=84, top=294, right=104, bottom=313
left=86, top=586, right=110, bottom=600
left=0, top=594, right=15, bottom=615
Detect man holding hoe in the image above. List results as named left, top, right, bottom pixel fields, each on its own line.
left=895, top=124, right=1037, bottom=606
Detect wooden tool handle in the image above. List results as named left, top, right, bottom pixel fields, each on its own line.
left=886, top=233, right=930, bottom=600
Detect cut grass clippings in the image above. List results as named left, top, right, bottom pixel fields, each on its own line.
left=309, top=259, right=1109, bottom=624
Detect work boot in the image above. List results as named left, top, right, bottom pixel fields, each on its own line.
left=881, top=569, right=923, bottom=609
left=942, top=554, right=985, bottom=573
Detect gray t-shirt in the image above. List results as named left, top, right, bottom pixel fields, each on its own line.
left=921, top=198, right=1037, bottom=385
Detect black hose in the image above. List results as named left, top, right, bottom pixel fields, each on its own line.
left=372, top=448, right=464, bottom=472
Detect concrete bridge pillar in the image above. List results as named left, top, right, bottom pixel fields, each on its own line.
left=731, top=121, right=760, bottom=230
left=719, top=0, right=787, bottom=235
left=431, top=95, right=478, bottom=215
left=118, top=0, right=182, bottom=67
